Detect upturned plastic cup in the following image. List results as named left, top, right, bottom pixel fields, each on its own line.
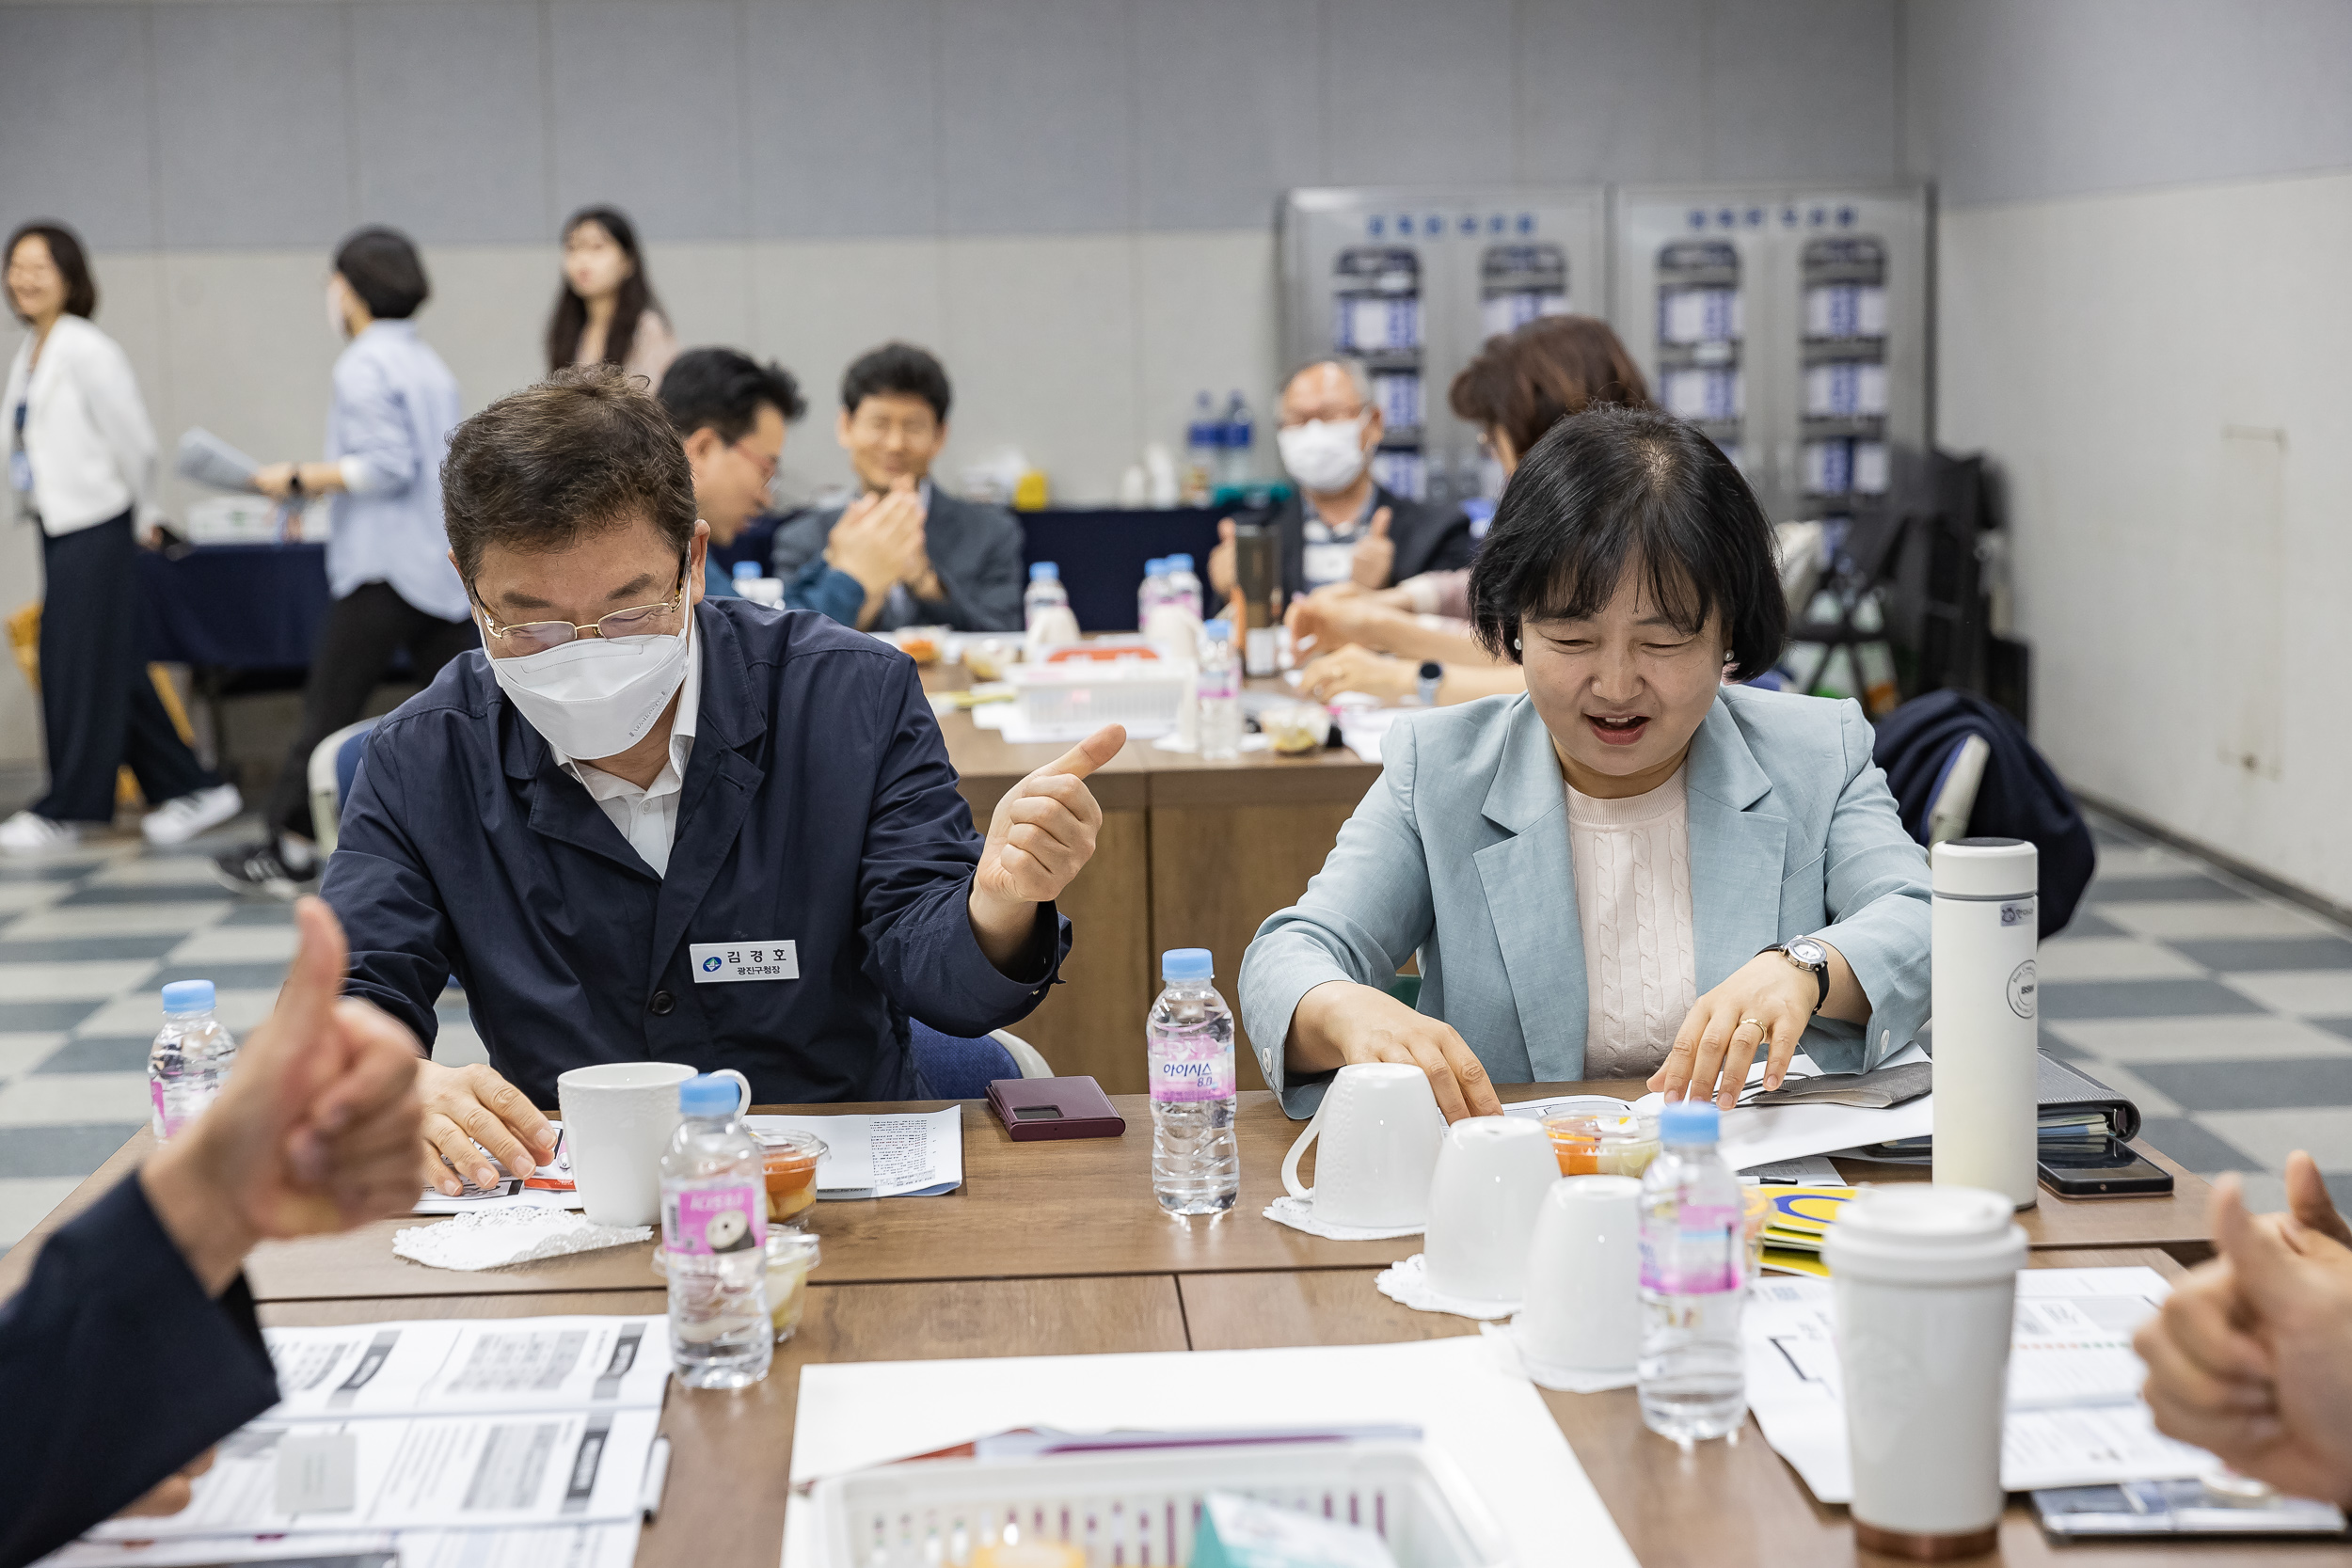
left=1821, top=1185, right=2027, bottom=1559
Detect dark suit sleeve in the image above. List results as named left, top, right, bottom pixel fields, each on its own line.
left=1395, top=504, right=1478, bottom=581
left=854, top=656, right=1071, bottom=1033
left=321, top=737, right=453, bottom=1051
left=0, top=1175, right=279, bottom=1568
left=768, top=510, right=834, bottom=580
left=783, top=557, right=867, bottom=628
left=915, top=501, right=1025, bottom=632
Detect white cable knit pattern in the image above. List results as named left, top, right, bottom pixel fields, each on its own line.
left=1566, top=768, right=1698, bottom=1078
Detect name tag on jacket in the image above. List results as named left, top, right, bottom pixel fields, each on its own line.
left=691, top=941, right=800, bottom=983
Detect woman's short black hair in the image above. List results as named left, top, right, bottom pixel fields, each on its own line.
left=1469, top=405, right=1788, bottom=680
left=333, top=225, right=430, bottom=320
left=841, top=341, right=951, bottom=423
left=5, top=222, right=97, bottom=321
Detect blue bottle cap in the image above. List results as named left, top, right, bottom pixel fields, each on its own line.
left=1201, top=619, right=1232, bottom=642
left=1161, top=947, right=1214, bottom=983
left=1660, top=1101, right=1720, bottom=1144
left=678, top=1074, right=739, bottom=1117
left=732, top=560, right=761, bottom=580
left=1144, top=558, right=1165, bottom=575
left=161, top=979, right=215, bottom=1014
left=1029, top=562, right=1059, bottom=580
left=1167, top=554, right=1194, bottom=571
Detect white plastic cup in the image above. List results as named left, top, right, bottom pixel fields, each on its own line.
left=1931, top=838, right=2040, bottom=1209
left=557, top=1062, right=750, bottom=1227
left=1279, top=1063, right=1445, bottom=1229
left=1422, top=1117, right=1559, bottom=1305
left=1515, top=1175, right=1643, bottom=1373
left=1822, top=1185, right=2027, bottom=1558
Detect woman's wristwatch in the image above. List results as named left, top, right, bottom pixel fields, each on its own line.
left=1415, top=659, right=1443, bottom=706
left=286, top=467, right=305, bottom=498
left=1762, top=937, right=1831, bottom=1009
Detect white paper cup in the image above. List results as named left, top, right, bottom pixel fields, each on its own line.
left=557, top=1063, right=750, bottom=1227
left=1422, top=1117, right=1558, bottom=1304
left=1517, top=1175, right=1643, bottom=1372
left=1822, top=1185, right=2027, bottom=1559
left=1280, top=1063, right=1445, bottom=1228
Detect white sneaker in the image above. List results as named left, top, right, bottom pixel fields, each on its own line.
left=0, top=810, right=81, bottom=855
left=140, top=784, right=245, bottom=847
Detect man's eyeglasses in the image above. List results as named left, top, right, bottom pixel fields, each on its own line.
left=473, top=553, right=690, bottom=657
left=732, top=439, right=780, bottom=485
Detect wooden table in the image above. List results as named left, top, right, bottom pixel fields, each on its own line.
left=929, top=664, right=1382, bottom=1094
left=8, top=1095, right=2312, bottom=1567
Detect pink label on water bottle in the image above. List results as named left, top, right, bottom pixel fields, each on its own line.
left=1639, top=1201, right=1741, bottom=1293
left=1196, top=668, right=1237, bottom=703
left=660, top=1181, right=766, bottom=1256
left=150, top=1079, right=184, bottom=1141
left=1150, top=1039, right=1234, bottom=1103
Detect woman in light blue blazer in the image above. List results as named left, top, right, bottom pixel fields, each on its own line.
left=1241, top=406, right=1930, bottom=1120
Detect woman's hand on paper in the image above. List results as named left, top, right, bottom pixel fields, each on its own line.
left=114, top=1449, right=215, bottom=1519
left=1648, top=950, right=1819, bottom=1110
left=1287, top=980, right=1504, bottom=1123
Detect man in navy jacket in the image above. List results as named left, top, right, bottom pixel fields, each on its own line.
left=318, top=366, right=1121, bottom=1197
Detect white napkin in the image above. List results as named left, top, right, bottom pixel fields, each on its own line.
left=1478, top=1320, right=1639, bottom=1393
left=393, top=1207, right=652, bottom=1272
left=1373, top=1253, right=1520, bottom=1320
left=1262, top=1194, right=1424, bottom=1242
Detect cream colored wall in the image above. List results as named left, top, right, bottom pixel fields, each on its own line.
left=1934, top=167, right=2352, bottom=905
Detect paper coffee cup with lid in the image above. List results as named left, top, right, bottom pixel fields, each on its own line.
left=1821, top=1184, right=2026, bottom=1560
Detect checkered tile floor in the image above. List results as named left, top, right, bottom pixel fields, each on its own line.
left=0, top=815, right=486, bottom=1255
left=0, top=810, right=2345, bottom=1254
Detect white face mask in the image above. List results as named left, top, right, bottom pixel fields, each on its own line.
left=489, top=616, right=692, bottom=761
left=1277, top=414, right=1372, bottom=494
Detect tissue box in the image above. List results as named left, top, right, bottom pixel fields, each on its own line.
left=1189, top=1492, right=1398, bottom=1568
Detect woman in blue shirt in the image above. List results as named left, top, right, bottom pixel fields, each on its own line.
left=215, top=229, right=476, bottom=898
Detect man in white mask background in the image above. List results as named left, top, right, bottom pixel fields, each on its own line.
left=1206, top=356, right=1476, bottom=611
left=310, top=366, right=1122, bottom=1196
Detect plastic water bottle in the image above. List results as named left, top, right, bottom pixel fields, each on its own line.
left=1136, top=557, right=1168, bottom=629
left=1219, top=391, right=1254, bottom=489
left=1164, top=553, right=1203, bottom=622
left=149, top=980, right=235, bottom=1141
left=1147, top=948, right=1238, bottom=1215
left=660, top=1075, right=771, bottom=1389
left=731, top=560, right=760, bottom=587
left=1637, top=1101, right=1748, bottom=1444
left=1023, top=562, right=1068, bottom=634
left=1182, top=392, right=1217, bottom=505
left=1197, top=618, right=1242, bottom=760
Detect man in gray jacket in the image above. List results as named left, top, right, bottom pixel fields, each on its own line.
left=770, top=342, right=1025, bottom=632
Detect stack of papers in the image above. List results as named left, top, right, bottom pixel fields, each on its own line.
left=72, top=1318, right=668, bottom=1560
left=1751, top=1186, right=1857, bottom=1277
left=1745, top=1267, right=2216, bottom=1501
left=414, top=1126, right=578, bottom=1214
left=747, top=1105, right=963, bottom=1198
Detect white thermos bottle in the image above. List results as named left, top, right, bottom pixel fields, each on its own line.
left=1931, top=838, right=2040, bottom=1209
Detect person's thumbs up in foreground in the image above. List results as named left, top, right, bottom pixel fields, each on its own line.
left=968, top=723, right=1127, bottom=971
left=141, top=896, right=424, bottom=1294
left=1349, top=506, right=1395, bottom=588
left=2135, top=1160, right=2352, bottom=1504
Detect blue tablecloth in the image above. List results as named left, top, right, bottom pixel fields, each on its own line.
left=135, top=508, right=1234, bottom=669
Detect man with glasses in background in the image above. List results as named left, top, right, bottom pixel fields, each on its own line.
left=768, top=341, right=1025, bottom=633
left=311, top=366, right=1121, bottom=1196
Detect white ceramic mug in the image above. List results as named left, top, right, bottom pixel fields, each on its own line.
left=1821, top=1184, right=2027, bottom=1558
left=1422, top=1116, right=1560, bottom=1305
left=556, top=1063, right=751, bottom=1227
left=1515, top=1175, right=1644, bottom=1372
left=1280, top=1063, right=1445, bottom=1229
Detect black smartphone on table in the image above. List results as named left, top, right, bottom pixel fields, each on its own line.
left=2038, top=1136, right=2175, bottom=1196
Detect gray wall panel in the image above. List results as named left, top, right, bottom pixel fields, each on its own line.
left=1907, top=0, right=2352, bottom=207
left=548, top=0, right=751, bottom=241
left=1515, top=0, right=1706, bottom=186
left=1132, top=0, right=1322, bottom=230
left=1702, top=0, right=1897, bottom=182
left=352, top=1, right=548, bottom=245
left=0, top=6, right=157, bottom=250
left=1322, top=0, right=1517, bottom=188
left=936, top=0, right=1135, bottom=235
left=151, top=3, right=356, bottom=248
left=745, top=0, right=940, bottom=239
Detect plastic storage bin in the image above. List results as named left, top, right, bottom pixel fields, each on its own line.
left=809, top=1438, right=1513, bottom=1568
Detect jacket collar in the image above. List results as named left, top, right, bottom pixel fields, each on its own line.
left=1683, top=693, right=1775, bottom=813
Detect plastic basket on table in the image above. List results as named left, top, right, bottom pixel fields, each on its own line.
left=810, top=1437, right=1513, bottom=1567
left=1006, top=658, right=1187, bottom=742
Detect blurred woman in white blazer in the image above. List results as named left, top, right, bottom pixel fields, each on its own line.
left=2, top=221, right=240, bottom=854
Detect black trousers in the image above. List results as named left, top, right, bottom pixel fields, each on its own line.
left=264, top=580, right=478, bottom=840
left=33, top=513, right=216, bottom=823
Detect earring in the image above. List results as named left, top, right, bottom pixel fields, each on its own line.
left=1513, top=637, right=1522, bottom=651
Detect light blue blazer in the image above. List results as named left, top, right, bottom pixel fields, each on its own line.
left=1240, top=685, right=1932, bottom=1117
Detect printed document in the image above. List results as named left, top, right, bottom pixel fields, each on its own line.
left=262, top=1317, right=668, bottom=1418
left=747, top=1105, right=962, bottom=1198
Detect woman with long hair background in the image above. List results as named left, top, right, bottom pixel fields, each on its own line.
left=544, top=206, right=675, bottom=386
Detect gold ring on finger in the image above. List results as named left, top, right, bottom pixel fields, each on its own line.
left=1738, top=1017, right=1767, bottom=1033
